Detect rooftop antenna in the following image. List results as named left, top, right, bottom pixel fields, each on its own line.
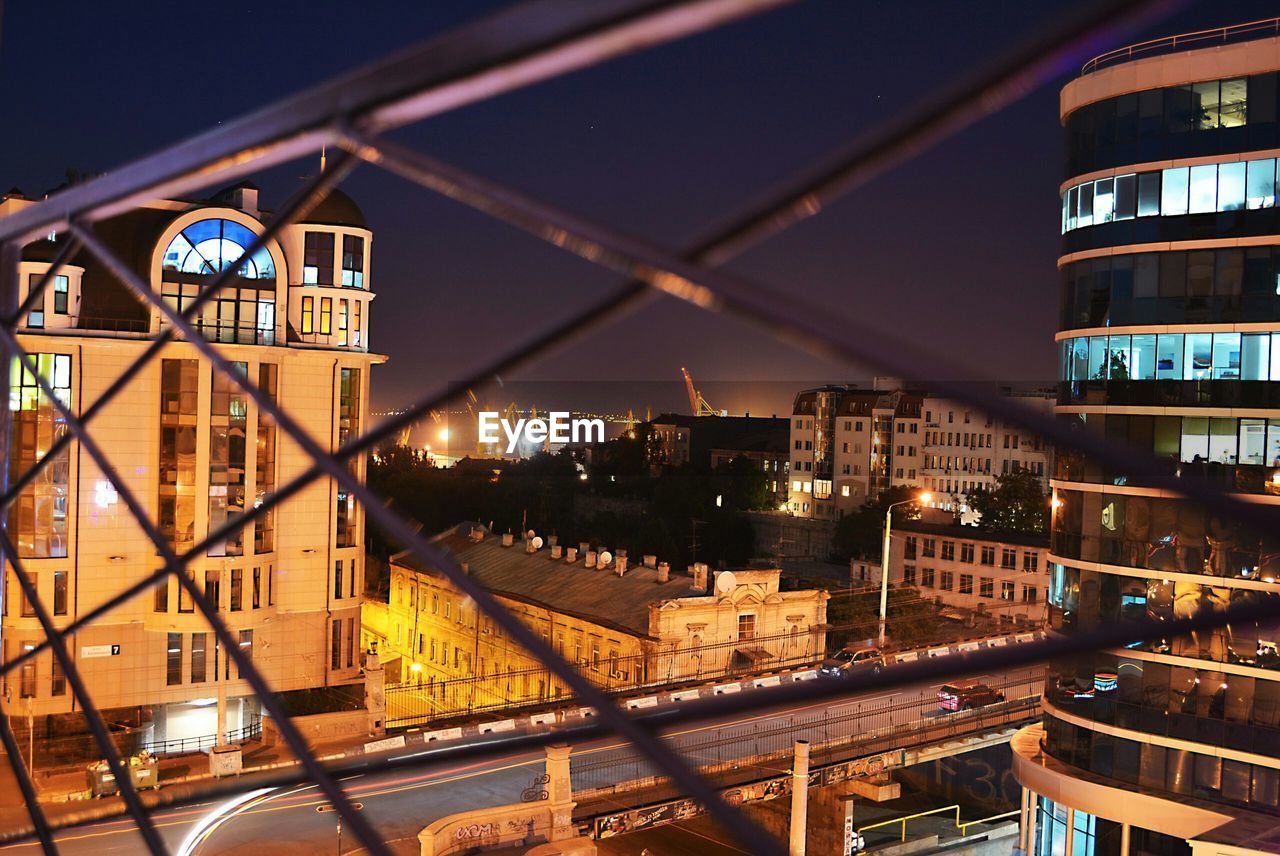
left=319, top=145, right=327, bottom=173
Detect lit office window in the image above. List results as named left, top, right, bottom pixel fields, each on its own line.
left=10, top=353, right=72, bottom=558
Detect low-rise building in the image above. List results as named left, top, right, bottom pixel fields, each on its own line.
left=363, top=523, right=828, bottom=706
left=854, top=520, right=1049, bottom=627
left=650, top=414, right=787, bottom=471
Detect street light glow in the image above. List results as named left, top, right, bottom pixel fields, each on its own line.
left=438, top=428, right=450, bottom=443
left=918, top=491, right=932, bottom=504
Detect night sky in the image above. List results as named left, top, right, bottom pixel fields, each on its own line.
left=2, top=1, right=1275, bottom=417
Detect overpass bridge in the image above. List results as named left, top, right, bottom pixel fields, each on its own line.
left=570, top=668, right=1041, bottom=841
left=0, top=666, right=1043, bottom=855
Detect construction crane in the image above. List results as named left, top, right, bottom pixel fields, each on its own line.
left=680, top=367, right=719, bottom=417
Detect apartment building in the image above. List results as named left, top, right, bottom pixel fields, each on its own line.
left=786, top=383, right=1051, bottom=521
left=854, top=521, right=1049, bottom=626
left=0, top=183, right=378, bottom=748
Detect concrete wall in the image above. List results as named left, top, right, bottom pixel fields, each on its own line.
left=262, top=709, right=370, bottom=750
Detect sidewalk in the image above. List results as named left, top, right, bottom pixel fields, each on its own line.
left=0, top=730, right=372, bottom=833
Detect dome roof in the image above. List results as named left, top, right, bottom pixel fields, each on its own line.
left=302, top=188, right=367, bottom=229
left=22, top=238, right=65, bottom=263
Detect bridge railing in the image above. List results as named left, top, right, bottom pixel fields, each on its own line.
left=569, top=668, right=1043, bottom=801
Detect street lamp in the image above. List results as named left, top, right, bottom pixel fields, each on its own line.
left=879, top=490, right=931, bottom=648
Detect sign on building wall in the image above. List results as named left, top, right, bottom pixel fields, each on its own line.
left=81, top=645, right=120, bottom=658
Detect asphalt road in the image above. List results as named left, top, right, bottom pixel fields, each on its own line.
left=0, top=666, right=1043, bottom=855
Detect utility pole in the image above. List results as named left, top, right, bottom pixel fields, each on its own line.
left=789, top=740, right=810, bottom=856
left=689, top=518, right=705, bottom=564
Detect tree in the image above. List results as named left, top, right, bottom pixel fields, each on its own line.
left=967, top=469, right=1048, bottom=533
left=832, top=485, right=923, bottom=561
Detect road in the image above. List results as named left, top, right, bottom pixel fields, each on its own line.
left=0, top=667, right=1042, bottom=855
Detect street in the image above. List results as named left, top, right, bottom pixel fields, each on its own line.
left=0, top=667, right=1042, bottom=855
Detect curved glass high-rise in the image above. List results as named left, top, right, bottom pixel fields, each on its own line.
left=1012, top=21, right=1280, bottom=856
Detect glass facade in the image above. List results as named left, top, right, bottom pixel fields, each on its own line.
left=160, top=218, right=277, bottom=345
left=159, top=359, right=199, bottom=552
left=1060, top=246, right=1280, bottom=331
left=208, top=362, right=248, bottom=557
left=336, top=368, right=360, bottom=548
left=1062, top=156, right=1278, bottom=233
left=1042, top=54, right=1280, bottom=848
left=254, top=363, right=277, bottom=554
left=8, top=354, right=71, bottom=558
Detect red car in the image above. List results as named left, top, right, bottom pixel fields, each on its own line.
left=937, top=679, right=1005, bottom=712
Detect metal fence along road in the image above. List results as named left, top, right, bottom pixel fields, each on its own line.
left=2, top=1, right=1278, bottom=854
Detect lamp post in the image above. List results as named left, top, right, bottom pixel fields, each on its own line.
left=878, top=491, right=931, bottom=648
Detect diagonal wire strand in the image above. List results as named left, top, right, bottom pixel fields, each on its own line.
left=1, top=533, right=169, bottom=855
left=69, top=216, right=786, bottom=855
left=0, top=152, right=359, bottom=513
left=0, top=594, right=1275, bottom=847
left=0, top=708, right=59, bottom=854
left=0, top=0, right=1228, bottom=848
left=345, top=130, right=1280, bottom=539
left=0, top=0, right=1197, bottom=682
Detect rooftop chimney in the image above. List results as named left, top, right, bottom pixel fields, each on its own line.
left=548, top=534, right=558, bottom=547
left=643, top=554, right=657, bottom=569
left=585, top=550, right=597, bottom=569
left=657, top=562, right=670, bottom=583
left=469, top=525, right=484, bottom=542
left=691, top=563, right=708, bottom=593
left=550, top=544, right=563, bottom=559
left=615, top=556, right=629, bottom=576
left=565, top=546, right=578, bottom=563
left=232, top=185, right=259, bottom=217
left=501, top=531, right=514, bottom=548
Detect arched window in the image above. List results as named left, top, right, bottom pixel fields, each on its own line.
left=162, top=219, right=275, bottom=278
left=160, top=218, right=278, bottom=345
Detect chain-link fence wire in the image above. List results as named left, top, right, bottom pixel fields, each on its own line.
left=1, top=0, right=1276, bottom=852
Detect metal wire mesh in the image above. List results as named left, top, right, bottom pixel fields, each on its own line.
left=1, top=0, right=1276, bottom=853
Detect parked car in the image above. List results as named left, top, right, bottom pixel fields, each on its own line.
left=818, top=647, right=884, bottom=679
left=937, top=679, right=1005, bottom=712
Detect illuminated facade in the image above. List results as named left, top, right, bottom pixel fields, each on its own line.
left=364, top=524, right=828, bottom=707
left=0, top=183, right=379, bottom=747
left=787, top=384, right=1051, bottom=520
left=1014, top=24, right=1280, bottom=856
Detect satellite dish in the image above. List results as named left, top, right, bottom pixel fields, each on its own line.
left=531, top=536, right=544, bottom=550
left=714, top=571, right=737, bottom=595
left=526, top=529, right=536, bottom=540
left=599, top=551, right=613, bottom=567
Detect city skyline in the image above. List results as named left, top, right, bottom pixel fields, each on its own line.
left=3, top=4, right=1279, bottom=854
left=3, top=1, right=1277, bottom=412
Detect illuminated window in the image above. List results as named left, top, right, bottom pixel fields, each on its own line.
left=301, top=296, right=314, bottom=334
left=255, top=364, right=277, bottom=553
left=336, top=369, right=360, bottom=547
left=166, top=633, right=183, bottom=686
left=341, top=235, right=364, bottom=288
left=10, top=353, right=72, bottom=558
left=191, top=633, right=207, bottom=683
left=162, top=219, right=274, bottom=278
left=303, top=232, right=335, bottom=285
left=53, top=275, right=68, bottom=314
left=207, top=362, right=248, bottom=557
left=320, top=297, right=332, bottom=335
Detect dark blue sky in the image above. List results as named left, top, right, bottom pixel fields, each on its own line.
left=2, top=1, right=1274, bottom=415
